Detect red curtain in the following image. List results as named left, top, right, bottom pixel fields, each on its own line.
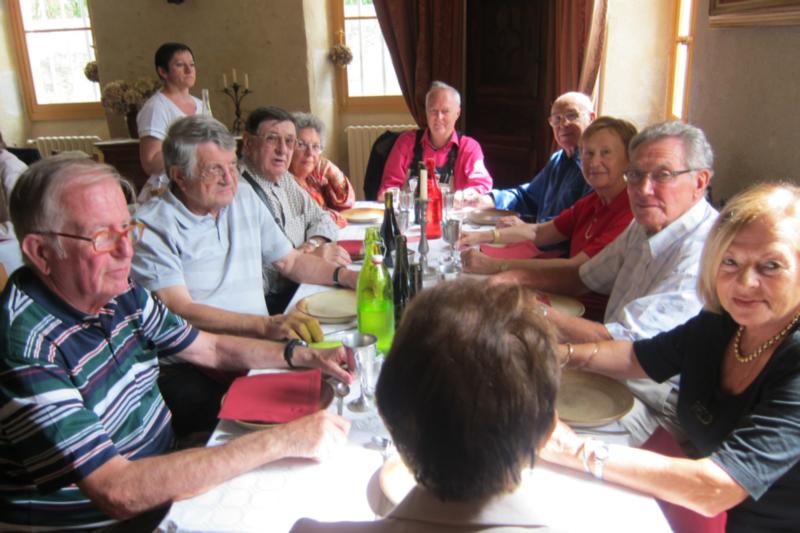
left=373, top=0, right=464, bottom=127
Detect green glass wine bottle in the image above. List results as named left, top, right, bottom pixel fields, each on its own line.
left=357, top=242, right=395, bottom=356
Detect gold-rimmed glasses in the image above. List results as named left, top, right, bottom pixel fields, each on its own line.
left=33, top=221, right=145, bottom=253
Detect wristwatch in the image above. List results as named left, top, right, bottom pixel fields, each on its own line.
left=283, top=338, right=308, bottom=369
left=333, top=266, right=345, bottom=286
left=591, top=440, right=610, bottom=480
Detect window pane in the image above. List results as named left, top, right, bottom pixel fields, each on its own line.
left=26, top=29, right=99, bottom=104
left=20, top=0, right=90, bottom=31
left=671, top=44, right=688, bottom=118
left=345, top=17, right=401, bottom=97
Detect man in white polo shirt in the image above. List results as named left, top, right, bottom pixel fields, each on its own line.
left=491, top=121, right=719, bottom=445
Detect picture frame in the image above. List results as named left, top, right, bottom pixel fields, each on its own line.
left=709, top=0, right=800, bottom=27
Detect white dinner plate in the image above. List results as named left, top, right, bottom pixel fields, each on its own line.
left=296, top=289, right=357, bottom=323
left=379, top=454, right=416, bottom=506
left=542, top=292, right=586, bottom=317
left=557, top=369, right=634, bottom=428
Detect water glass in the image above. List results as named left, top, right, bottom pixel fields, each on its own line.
left=443, top=191, right=456, bottom=219
left=399, top=189, right=414, bottom=212
left=342, top=332, right=380, bottom=411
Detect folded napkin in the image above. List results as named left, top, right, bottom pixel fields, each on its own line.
left=480, top=241, right=541, bottom=259
left=219, top=369, right=322, bottom=424
left=338, top=240, right=363, bottom=259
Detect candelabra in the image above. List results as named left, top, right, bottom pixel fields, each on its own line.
left=222, top=82, right=252, bottom=134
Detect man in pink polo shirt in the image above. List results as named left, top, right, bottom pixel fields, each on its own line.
left=377, top=81, right=492, bottom=198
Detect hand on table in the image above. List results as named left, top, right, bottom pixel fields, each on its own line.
left=460, top=248, right=501, bottom=274
left=539, top=418, right=584, bottom=470
left=295, top=344, right=354, bottom=384
left=312, top=242, right=352, bottom=267
left=265, top=311, right=323, bottom=343
left=488, top=269, right=537, bottom=287
left=496, top=215, right=525, bottom=228
left=457, top=189, right=494, bottom=208
left=276, top=410, right=351, bottom=461
left=458, top=230, right=491, bottom=248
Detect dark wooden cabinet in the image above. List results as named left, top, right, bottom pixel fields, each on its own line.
left=94, top=139, right=149, bottom=194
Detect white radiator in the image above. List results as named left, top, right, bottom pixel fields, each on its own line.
left=345, top=124, right=415, bottom=200
left=27, top=135, right=102, bottom=158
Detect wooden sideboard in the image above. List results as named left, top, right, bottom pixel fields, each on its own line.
left=94, top=139, right=149, bottom=193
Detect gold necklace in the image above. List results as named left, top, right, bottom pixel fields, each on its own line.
left=734, top=310, right=800, bottom=363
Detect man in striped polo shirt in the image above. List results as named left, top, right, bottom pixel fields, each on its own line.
left=0, top=155, right=352, bottom=531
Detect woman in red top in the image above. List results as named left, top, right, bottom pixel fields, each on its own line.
left=460, top=116, right=636, bottom=320
left=289, top=112, right=355, bottom=228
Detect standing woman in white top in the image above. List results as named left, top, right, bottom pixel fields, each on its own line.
left=137, top=42, right=203, bottom=202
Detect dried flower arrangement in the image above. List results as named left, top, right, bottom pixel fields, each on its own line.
left=101, top=77, right=162, bottom=115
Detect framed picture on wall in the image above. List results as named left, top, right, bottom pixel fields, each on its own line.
left=710, top=0, right=800, bottom=26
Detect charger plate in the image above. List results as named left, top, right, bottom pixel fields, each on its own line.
left=557, top=369, right=634, bottom=428
left=229, top=380, right=335, bottom=430
left=296, top=289, right=357, bottom=324
left=379, top=454, right=416, bottom=506
left=342, top=207, right=384, bottom=224
left=466, top=208, right=516, bottom=226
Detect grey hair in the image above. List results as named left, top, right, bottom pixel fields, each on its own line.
left=552, top=91, right=594, bottom=113
left=292, top=112, right=326, bottom=147
left=9, top=154, right=132, bottom=261
left=629, top=121, right=714, bottom=171
left=163, top=115, right=236, bottom=180
left=426, top=80, right=461, bottom=109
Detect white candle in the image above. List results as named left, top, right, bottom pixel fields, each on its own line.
left=222, top=73, right=228, bottom=88
left=244, top=73, right=250, bottom=89
left=419, top=169, right=427, bottom=200
left=232, top=68, right=238, bottom=84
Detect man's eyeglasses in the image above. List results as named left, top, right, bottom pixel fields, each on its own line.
left=623, top=168, right=698, bottom=185
left=198, top=162, right=239, bottom=183
left=254, top=133, right=296, bottom=150
left=547, top=110, right=584, bottom=127
left=33, top=221, right=145, bottom=253
left=296, top=140, right=323, bottom=155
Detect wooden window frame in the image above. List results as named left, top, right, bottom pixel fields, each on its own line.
left=7, top=0, right=104, bottom=121
left=330, top=0, right=408, bottom=113
left=666, top=0, right=697, bottom=121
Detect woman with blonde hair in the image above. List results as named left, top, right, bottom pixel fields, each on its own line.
left=544, top=182, right=800, bottom=531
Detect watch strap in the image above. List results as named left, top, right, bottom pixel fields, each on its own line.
left=283, top=338, right=307, bottom=369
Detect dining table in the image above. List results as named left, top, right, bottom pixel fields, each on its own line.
left=156, top=202, right=671, bottom=533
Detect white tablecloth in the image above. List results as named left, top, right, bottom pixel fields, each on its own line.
left=157, top=203, right=669, bottom=532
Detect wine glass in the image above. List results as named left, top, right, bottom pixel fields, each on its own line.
left=442, top=218, right=462, bottom=263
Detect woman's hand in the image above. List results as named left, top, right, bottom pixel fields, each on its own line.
left=496, top=215, right=524, bottom=228
left=457, top=189, right=494, bottom=208
left=460, top=248, right=502, bottom=274
left=539, top=418, right=584, bottom=470
left=319, top=158, right=346, bottom=188
left=457, top=230, right=492, bottom=248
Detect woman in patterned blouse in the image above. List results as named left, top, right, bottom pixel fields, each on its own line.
left=289, top=112, right=355, bottom=228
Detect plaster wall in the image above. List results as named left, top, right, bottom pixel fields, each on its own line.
left=690, top=0, right=800, bottom=203
left=90, top=0, right=311, bottom=139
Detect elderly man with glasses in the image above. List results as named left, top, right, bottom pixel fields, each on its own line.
left=491, top=121, right=719, bottom=446
left=464, top=91, right=596, bottom=225
left=240, top=106, right=351, bottom=314
left=132, top=115, right=357, bottom=437
left=0, top=154, right=353, bottom=531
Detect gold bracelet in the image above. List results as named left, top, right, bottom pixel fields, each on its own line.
left=562, top=343, right=574, bottom=368
left=580, top=343, right=600, bottom=368
left=492, top=228, right=501, bottom=244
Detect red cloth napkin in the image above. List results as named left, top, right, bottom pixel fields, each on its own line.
left=479, top=241, right=541, bottom=259
left=338, top=240, right=363, bottom=259
left=219, top=370, right=322, bottom=423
